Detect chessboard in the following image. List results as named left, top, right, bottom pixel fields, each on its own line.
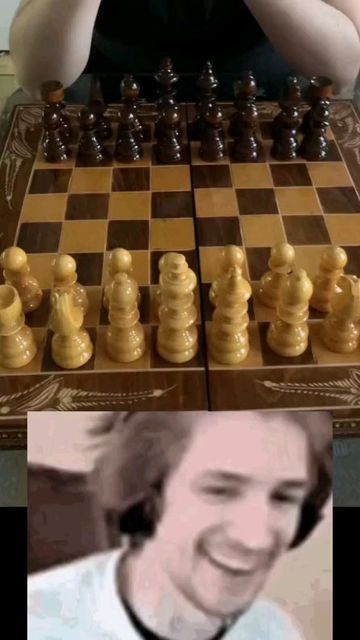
left=0, top=88, right=359, bottom=431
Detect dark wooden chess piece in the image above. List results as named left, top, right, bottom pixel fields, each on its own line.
left=192, top=61, right=219, bottom=140
left=299, top=98, right=330, bottom=160
left=199, top=103, right=225, bottom=162
left=156, top=106, right=182, bottom=164
left=115, top=105, right=143, bottom=162
left=78, top=107, right=107, bottom=165
left=88, top=99, right=112, bottom=141
left=41, top=80, right=72, bottom=142
left=155, top=57, right=179, bottom=111
left=232, top=100, right=261, bottom=162
left=271, top=101, right=299, bottom=160
left=273, top=75, right=301, bottom=139
left=229, top=71, right=257, bottom=139
left=282, top=75, right=302, bottom=102
left=120, top=74, right=143, bottom=142
left=42, top=103, right=71, bottom=163
left=300, top=75, right=333, bottom=134
left=155, top=103, right=182, bottom=143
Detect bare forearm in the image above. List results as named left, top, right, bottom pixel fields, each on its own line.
left=10, top=0, right=102, bottom=97
left=244, top=0, right=360, bottom=92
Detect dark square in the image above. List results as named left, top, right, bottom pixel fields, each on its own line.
left=65, top=194, right=109, bottom=220
left=17, top=222, right=62, bottom=253
left=100, top=286, right=150, bottom=325
left=196, top=217, right=242, bottom=247
left=72, top=253, right=104, bottom=286
left=41, top=327, right=96, bottom=372
left=283, top=215, right=331, bottom=245
left=192, top=165, right=232, bottom=188
left=26, top=290, right=51, bottom=327
left=201, top=283, right=255, bottom=322
left=29, top=169, right=72, bottom=194
left=236, top=189, right=279, bottom=215
left=258, top=322, right=315, bottom=367
left=344, top=246, right=360, bottom=275
left=270, top=163, right=312, bottom=187
left=151, top=192, right=194, bottom=219
left=246, top=247, right=271, bottom=281
left=107, top=220, right=149, bottom=250
left=112, top=168, right=150, bottom=191
left=317, top=187, right=360, bottom=213
left=150, top=325, right=205, bottom=368
left=325, top=140, right=342, bottom=162
left=150, top=250, right=198, bottom=284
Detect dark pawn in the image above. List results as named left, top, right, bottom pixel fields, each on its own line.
left=116, top=106, right=142, bottom=162
left=78, top=107, right=107, bottom=165
left=155, top=103, right=182, bottom=143
left=192, top=62, right=219, bottom=140
left=229, top=72, right=257, bottom=139
left=299, top=99, right=330, bottom=161
left=88, top=99, right=112, bottom=141
left=282, top=75, right=302, bottom=103
left=273, top=101, right=300, bottom=143
left=300, top=75, right=333, bottom=134
left=156, top=106, right=182, bottom=164
left=155, top=57, right=179, bottom=111
left=232, top=101, right=261, bottom=162
left=199, top=103, right=225, bottom=162
left=42, top=105, right=71, bottom=163
left=271, top=128, right=298, bottom=161
left=41, top=80, right=72, bottom=142
left=120, top=74, right=143, bottom=141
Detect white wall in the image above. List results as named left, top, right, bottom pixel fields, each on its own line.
left=0, top=0, right=18, bottom=49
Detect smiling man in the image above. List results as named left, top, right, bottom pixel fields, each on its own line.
left=28, top=411, right=332, bottom=640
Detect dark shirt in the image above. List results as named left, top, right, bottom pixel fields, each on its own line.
left=88, top=0, right=293, bottom=97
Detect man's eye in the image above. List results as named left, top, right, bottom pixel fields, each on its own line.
left=203, top=486, right=237, bottom=498
left=273, top=494, right=302, bottom=506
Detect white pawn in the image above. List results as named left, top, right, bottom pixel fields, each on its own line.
left=52, top=254, right=88, bottom=314
left=0, top=284, right=37, bottom=368
left=310, top=246, right=348, bottom=313
left=322, top=275, right=360, bottom=353
left=49, top=289, right=93, bottom=369
left=258, top=242, right=295, bottom=309
left=103, top=248, right=134, bottom=310
left=155, top=252, right=177, bottom=309
left=209, top=265, right=252, bottom=364
left=267, top=269, right=313, bottom=357
left=106, top=272, right=145, bottom=363
left=1, top=246, right=43, bottom=313
left=209, top=245, right=245, bottom=306
left=157, top=253, right=198, bottom=363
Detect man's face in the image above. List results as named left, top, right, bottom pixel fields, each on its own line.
left=151, top=413, right=310, bottom=619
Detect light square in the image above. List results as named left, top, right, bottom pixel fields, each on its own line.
left=293, top=245, right=332, bottom=279
left=275, top=187, right=322, bottom=215
left=307, top=162, right=352, bottom=188
left=151, top=166, right=191, bottom=191
left=325, top=214, right=360, bottom=245
left=150, top=219, right=195, bottom=251
left=21, top=194, right=68, bottom=222
left=59, top=221, right=107, bottom=253
left=26, top=254, right=57, bottom=289
left=108, top=192, right=150, bottom=220
left=231, top=164, right=273, bottom=189
left=241, top=215, right=285, bottom=247
left=194, top=188, right=238, bottom=218
left=70, top=168, right=112, bottom=193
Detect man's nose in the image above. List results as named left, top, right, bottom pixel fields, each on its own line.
left=223, top=498, right=276, bottom=553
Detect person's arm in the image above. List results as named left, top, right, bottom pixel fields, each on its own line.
left=243, top=0, right=360, bottom=93
left=9, top=0, right=102, bottom=97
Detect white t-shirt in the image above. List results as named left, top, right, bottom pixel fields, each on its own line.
left=28, top=550, right=304, bottom=640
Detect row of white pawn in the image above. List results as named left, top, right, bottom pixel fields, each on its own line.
left=209, top=242, right=360, bottom=362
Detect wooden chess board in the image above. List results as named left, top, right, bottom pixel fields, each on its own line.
left=0, top=99, right=359, bottom=434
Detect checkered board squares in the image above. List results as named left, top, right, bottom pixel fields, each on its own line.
left=1, top=100, right=360, bottom=415
left=188, top=102, right=360, bottom=393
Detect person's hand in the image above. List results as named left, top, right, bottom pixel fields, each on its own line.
left=27, top=411, right=117, bottom=474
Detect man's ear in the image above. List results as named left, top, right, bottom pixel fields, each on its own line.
left=118, top=490, right=163, bottom=539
